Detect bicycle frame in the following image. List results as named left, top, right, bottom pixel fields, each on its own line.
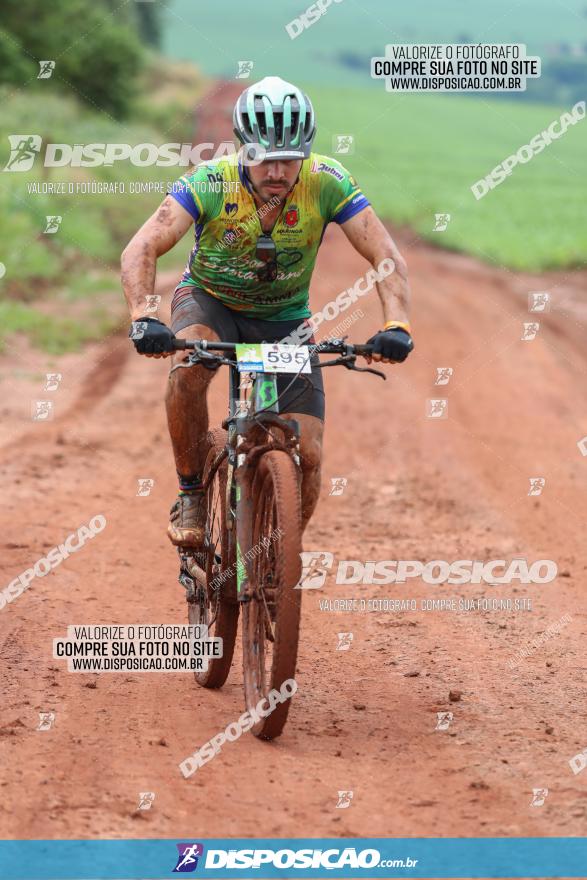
left=169, top=336, right=385, bottom=730
left=224, top=363, right=301, bottom=602
left=172, top=337, right=382, bottom=602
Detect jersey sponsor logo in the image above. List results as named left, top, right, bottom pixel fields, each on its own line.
left=223, top=227, right=238, bottom=243
left=203, top=280, right=303, bottom=306
left=310, top=159, right=344, bottom=180
left=277, top=248, right=303, bottom=268
left=225, top=202, right=238, bottom=215
left=280, top=226, right=304, bottom=237
left=285, top=206, right=299, bottom=227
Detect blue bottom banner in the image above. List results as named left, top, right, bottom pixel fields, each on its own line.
left=0, top=837, right=585, bottom=879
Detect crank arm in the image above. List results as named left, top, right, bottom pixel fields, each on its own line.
left=178, top=551, right=207, bottom=594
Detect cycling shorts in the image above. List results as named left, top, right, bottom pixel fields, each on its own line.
left=170, top=285, right=325, bottom=421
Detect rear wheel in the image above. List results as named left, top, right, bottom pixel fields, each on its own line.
left=188, top=428, right=239, bottom=688
left=241, top=449, right=302, bottom=739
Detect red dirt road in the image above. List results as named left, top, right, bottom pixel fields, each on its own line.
left=1, top=229, right=587, bottom=846
left=1, top=78, right=587, bottom=858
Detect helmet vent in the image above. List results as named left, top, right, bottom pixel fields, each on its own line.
left=233, top=77, right=316, bottom=158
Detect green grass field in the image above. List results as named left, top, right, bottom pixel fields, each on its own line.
left=0, top=65, right=585, bottom=355
left=164, top=0, right=587, bottom=86
left=160, top=0, right=586, bottom=269
left=0, top=89, right=191, bottom=288
left=0, top=80, right=199, bottom=352
left=309, top=86, right=587, bottom=269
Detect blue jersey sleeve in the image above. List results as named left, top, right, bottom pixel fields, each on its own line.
left=317, top=157, right=370, bottom=225
left=169, top=177, right=201, bottom=221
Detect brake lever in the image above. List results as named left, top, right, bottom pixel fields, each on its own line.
left=169, top=350, right=235, bottom=375
left=317, top=355, right=386, bottom=380
left=196, top=349, right=237, bottom=366
left=349, top=363, right=386, bottom=380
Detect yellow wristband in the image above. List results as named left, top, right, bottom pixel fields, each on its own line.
left=384, top=320, right=411, bottom=334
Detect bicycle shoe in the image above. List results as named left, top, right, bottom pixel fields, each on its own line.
left=167, top=492, right=207, bottom=550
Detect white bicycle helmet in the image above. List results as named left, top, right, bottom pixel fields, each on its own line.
left=233, top=76, right=316, bottom=160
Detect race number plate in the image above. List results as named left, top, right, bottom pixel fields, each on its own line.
left=235, top=343, right=311, bottom=373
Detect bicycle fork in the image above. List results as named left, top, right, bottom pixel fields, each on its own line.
left=232, top=372, right=280, bottom=602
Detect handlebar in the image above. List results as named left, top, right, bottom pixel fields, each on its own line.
left=172, top=338, right=374, bottom=357
left=170, top=336, right=385, bottom=380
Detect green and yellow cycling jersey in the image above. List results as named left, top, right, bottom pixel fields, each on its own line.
left=170, top=152, right=370, bottom=320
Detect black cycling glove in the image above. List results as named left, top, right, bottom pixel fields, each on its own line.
left=367, top=327, right=414, bottom=362
left=129, top=317, right=176, bottom=355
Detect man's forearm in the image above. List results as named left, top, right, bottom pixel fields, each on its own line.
left=121, top=237, right=158, bottom=320
left=376, top=254, right=411, bottom=328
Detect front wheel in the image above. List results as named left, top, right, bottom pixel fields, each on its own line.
left=241, top=449, right=303, bottom=739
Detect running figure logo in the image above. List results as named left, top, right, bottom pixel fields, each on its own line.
left=4, top=135, right=42, bottom=172
left=435, top=711, right=453, bottom=731
left=173, top=843, right=204, bottom=873
left=130, top=321, right=149, bottom=340
left=37, top=712, right=55, bottom=731
left=529, top=292, right=550, bottom=313
left=522, top=322, right=539, bottom=341
left=433, top=213, right=451, bottom=232
left=38, top=61, right=55, bottom=79
left=44, top=216, right=62, bottom=234
left=45, top=372, right=62, bottom=391
left=434, top=367, right=453, bottom=386
left=336, top=632, right=353, bottom=651
left=329, top=477, right=347, bottom=496
left=295, top=551, right=334, bottom=589
left=528, top=477, right=545, bottom=496
left=426, top=398, right=448, bottom=419
left=236, top=61, right=254, bottom=79
left=138, top=792, right=155, bottom=810
left=137, top=478, right=155, bottom=497
left=144, top=294, right=161, bottom=313
left=32, top=400, right=53, bottom=421
left=333, top=134, right=354, bottom=155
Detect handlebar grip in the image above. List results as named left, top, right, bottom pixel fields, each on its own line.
left=352, top=343, right=374, bottom=357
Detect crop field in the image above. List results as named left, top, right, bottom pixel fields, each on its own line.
left=310, top=86, right=586, bottom=269
left=165, top=0, right=587, bottom=85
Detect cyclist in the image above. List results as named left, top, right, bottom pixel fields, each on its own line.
left=121, top=76, right=413, bottom=552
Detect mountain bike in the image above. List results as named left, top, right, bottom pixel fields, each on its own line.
left=171, top=337, right=384, bottom=739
